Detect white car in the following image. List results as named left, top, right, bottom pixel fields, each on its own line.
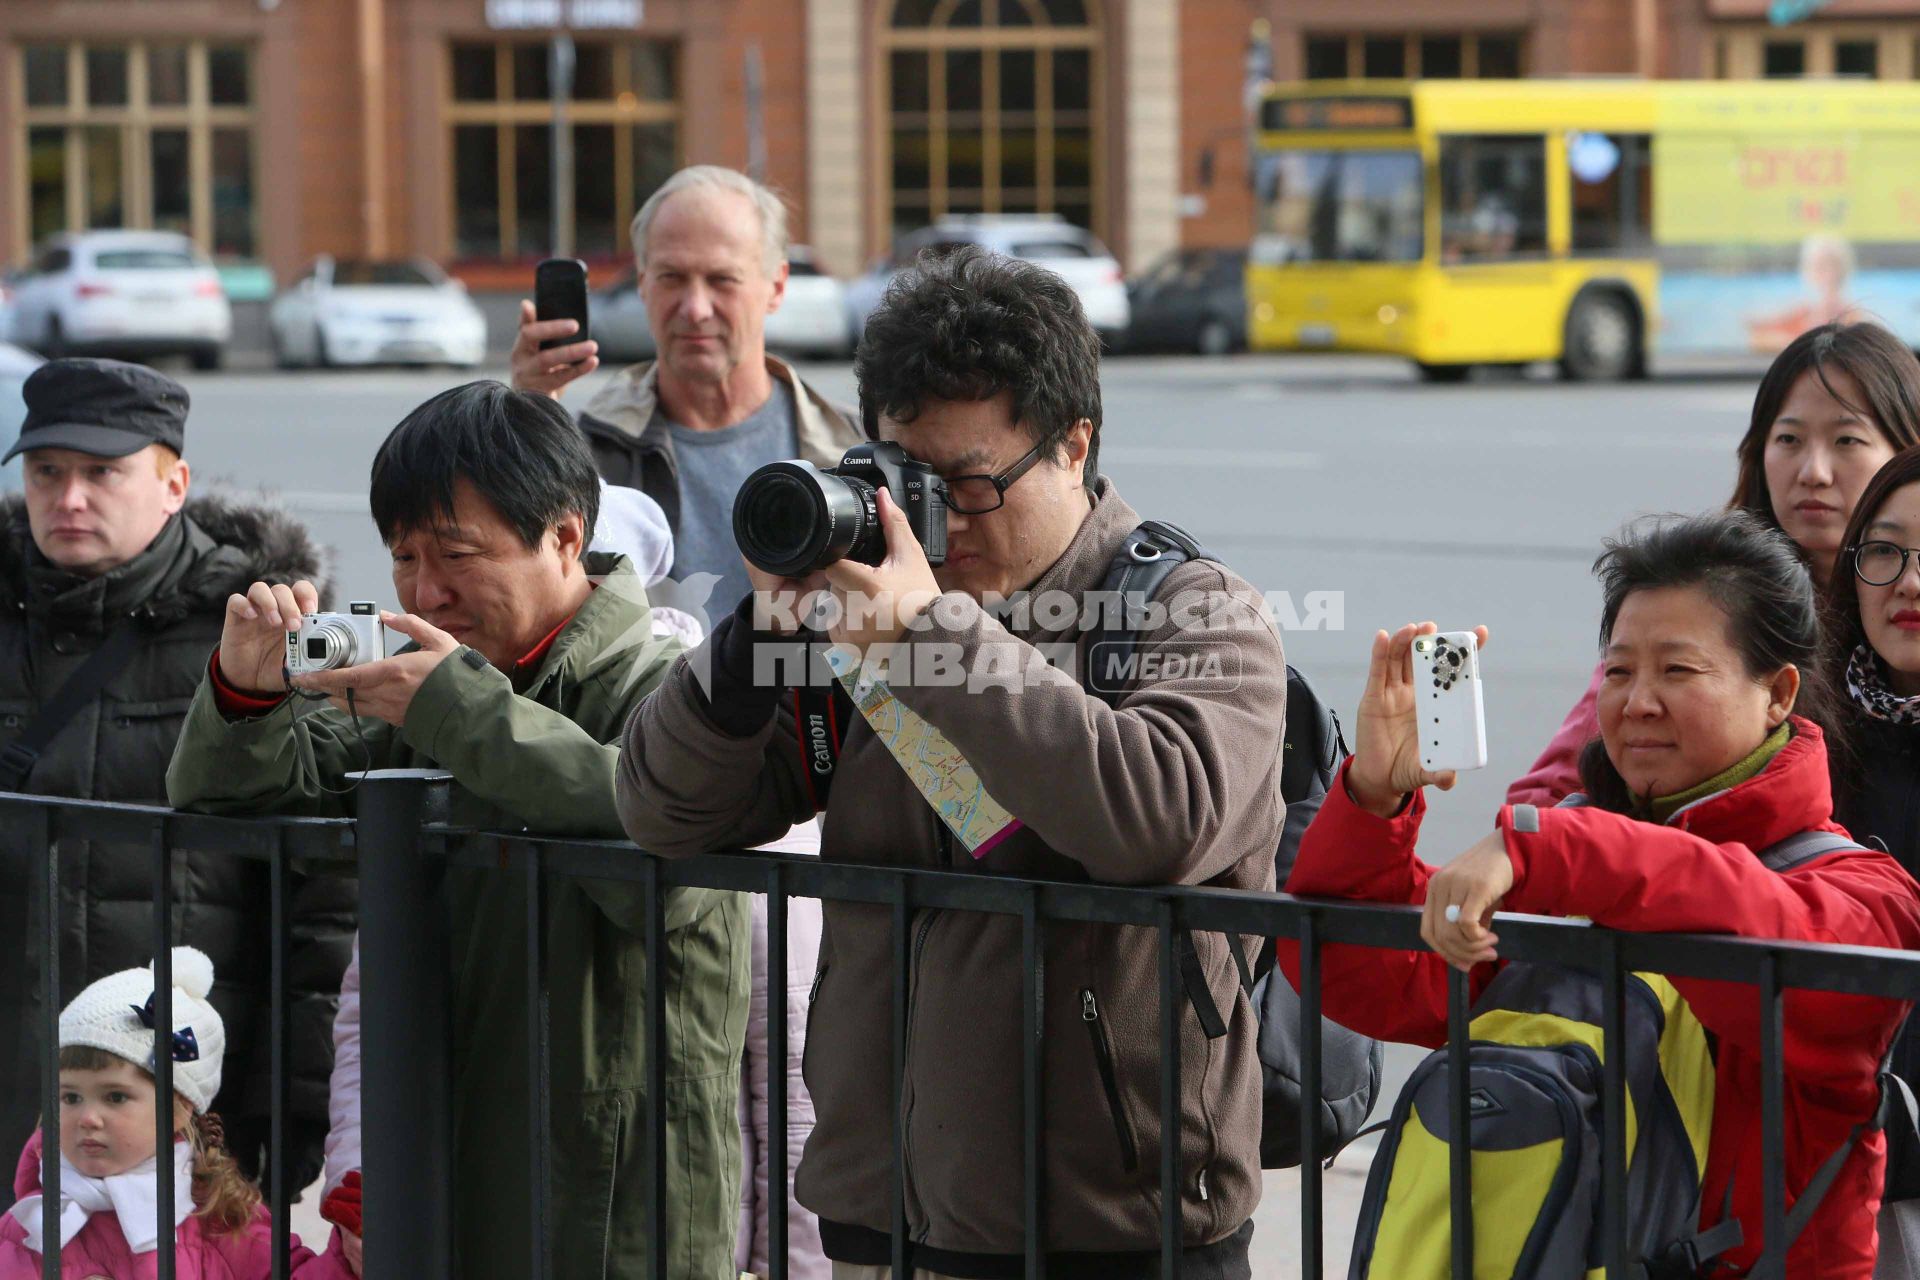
left=846, top=215, right=1131, bottom=345
left=269, top=257, right=487, bottom=369
left=8, top=231, right=232, bottom=370
left=0, top=342, right=44, bottom=493
left=590, top=247, right=853, bottom=364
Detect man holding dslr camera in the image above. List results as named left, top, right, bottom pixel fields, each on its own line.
left=166, top=381, right=744, bottom=1279
left=618, top=246, right=1287, bottom=1278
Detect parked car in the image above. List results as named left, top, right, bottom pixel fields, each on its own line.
left=268, top=257, right=487, bottom=369
left=8, top=231, right=231, bottom=370
left=591, top=245, right=853, bottom=364
left=0, top=342, right=44, bottom=493
left=845, top=215, right=1131, bottom=346
left=591, top=263, right=655, bottom=364
left=0, top=270, right=24, bottom=345
left=1122, top=248, right=1247, bottom=356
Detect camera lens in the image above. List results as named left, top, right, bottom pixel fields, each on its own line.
left=302, top=619, right=359, bottom=671
left=733, top=462, right=875, bottom=577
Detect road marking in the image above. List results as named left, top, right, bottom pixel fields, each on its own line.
left=1101, top=447, right=1324, bottom=470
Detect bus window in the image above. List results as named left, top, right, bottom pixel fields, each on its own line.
left=1254, top=150, right=1423, bottom=264
left=1571, top=133, right=1652, bottom=255
left=1439, top=135, right=1547, bottom=263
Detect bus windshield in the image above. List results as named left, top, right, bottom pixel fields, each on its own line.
left=1254, top=150, right=1424, bottom=265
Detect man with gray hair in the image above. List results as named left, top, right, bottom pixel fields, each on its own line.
left=512, top=165, right=853, bottom=1277
left=511, top=165, right=862, bottom=612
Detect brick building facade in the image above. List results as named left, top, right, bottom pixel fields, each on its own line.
left=4, top=0, right=1917, bottom=283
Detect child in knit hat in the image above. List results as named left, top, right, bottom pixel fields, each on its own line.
left=0, top=947, right=351, bottom=1279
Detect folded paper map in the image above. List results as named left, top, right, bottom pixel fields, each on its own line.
left=826, top=647, right=1023, bottom=858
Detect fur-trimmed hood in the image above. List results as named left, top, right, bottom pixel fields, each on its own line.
left=0, top=490, right=332, bottom=624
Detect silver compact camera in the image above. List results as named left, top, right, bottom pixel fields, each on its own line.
left=286, top=601, right=385, bottom=674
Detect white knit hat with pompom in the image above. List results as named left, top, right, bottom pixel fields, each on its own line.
left=58, top=946, right=224, bottom=1113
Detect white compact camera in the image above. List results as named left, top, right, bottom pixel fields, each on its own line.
left=1412, top=630, right=1488, bottom=773
left=286, top=602, right=385, bottom=675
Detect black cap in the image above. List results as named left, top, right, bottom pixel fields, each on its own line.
left=3, top=358, right=189, bottom=464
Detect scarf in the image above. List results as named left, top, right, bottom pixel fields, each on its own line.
left=6, top=1139, right=194, bottom=1254
left=1644, top=720, right=1794, bottom=824
left=1846, top=643, right=1920, bottom=725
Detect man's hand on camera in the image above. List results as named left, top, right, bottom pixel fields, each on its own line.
left=820, top=488, right=943, bottom=655
left=218, top=580, right=323, bottom=696
left=744, top=563, right=832, bottom=637
left=509, top=299, right=600, bottom=399
left=287, top=611, right=458, bottom=727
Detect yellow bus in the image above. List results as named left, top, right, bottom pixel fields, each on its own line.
left=1248, top=79, right=1920, bottom=380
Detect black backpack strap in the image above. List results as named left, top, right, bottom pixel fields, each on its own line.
left=1082, top=522, right=1246, bottom=1038
left=0, top=621, right=142, bottom=792
left=1084, top=521, right=1212, bottom=708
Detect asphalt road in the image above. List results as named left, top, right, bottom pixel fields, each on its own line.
left=159, top=351, right=1766, bottom=1273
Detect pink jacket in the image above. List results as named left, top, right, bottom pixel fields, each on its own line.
left=1506, top=659, right=1602, bottom=808
left=0, top=1131, right=351, bottom=1280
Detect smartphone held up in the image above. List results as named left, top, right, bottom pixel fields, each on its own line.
left=535, top=258, right=591, bottom=353
left=1413, top=630, right=1488, bottom=774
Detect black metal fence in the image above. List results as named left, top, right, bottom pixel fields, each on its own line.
left=8, top=773, right=1920, bottom=1280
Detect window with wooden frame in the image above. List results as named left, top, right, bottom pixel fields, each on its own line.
left=13, top=40, right=257, bottom=261
left=1300, top=31, right=1526, bottom=80
left=445, top=39, right=679, bottom=263
left=1710, top=26, right=1917, bottom=79
left=881, top=0, right=1104, bottom=240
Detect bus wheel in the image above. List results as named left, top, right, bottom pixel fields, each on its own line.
left=1561, top=292, right=1639, bottom=382
left=1417, top=361, right=1471, bottom=384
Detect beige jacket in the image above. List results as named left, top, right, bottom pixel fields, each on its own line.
left=615, top=480, right=1286, bottom=1256
left=578, top=355, right=861, bottom=534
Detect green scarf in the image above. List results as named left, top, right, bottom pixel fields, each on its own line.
left=1642, top=720, right=1793, bottom=823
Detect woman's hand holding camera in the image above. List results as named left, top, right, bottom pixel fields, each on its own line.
left=218, top=580, right=322, bottom=695
left=1346, top=621, right=1491, bottom=817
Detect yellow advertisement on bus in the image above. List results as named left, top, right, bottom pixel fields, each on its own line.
left=1249, top=80, right=1920, bottom=379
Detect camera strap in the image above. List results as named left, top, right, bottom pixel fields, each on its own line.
left=0, top=620, right=143, bottom=792
left=790, top=645, right=851, bottom=811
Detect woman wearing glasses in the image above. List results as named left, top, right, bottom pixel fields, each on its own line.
left=1823, top=449, right=1920, bottom=1277
left=1512, top=322, right=1920, bottom=808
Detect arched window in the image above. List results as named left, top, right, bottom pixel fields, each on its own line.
left=881, top=0, right=1102, bottom=239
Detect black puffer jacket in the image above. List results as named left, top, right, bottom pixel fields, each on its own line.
left=0, top=493, right=356, bottom=1191
left=1832, top=713, right=1920, bottom=1200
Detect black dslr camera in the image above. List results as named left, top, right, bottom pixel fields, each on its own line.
left=732, top=441, right=949, bottom=577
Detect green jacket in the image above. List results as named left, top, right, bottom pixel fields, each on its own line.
left=165, top=553, right=748, bottom=1280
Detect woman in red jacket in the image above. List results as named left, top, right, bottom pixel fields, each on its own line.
left=1282, top=509, right=1920, bottom=1278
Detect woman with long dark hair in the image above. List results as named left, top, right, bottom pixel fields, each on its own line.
left=1821, top=447, right=1920, bottom=1275
left=1510, top=321, right=1920, bottom=807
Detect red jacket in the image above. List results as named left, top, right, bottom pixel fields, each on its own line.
left=1278, top=718, right=1920, bottom=1279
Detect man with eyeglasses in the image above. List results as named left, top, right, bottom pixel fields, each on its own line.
left=618, top=245, right=1288, bottom=1279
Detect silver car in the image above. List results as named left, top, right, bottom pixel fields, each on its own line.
left=845, top=215, right=1131, bottom=346
left=591, top=247, right=854, bottom=364
left=0, top=342, right=45, bottom=493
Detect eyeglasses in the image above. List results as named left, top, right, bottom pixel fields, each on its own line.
left=942, top=442, right=1046, bottom=516
left=1850, top=540, right=1920, bottom=586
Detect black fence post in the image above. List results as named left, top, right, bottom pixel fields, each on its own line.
left=355, top=769, right=454, bottom=1276
left=152, top=820, right=175, bottom=1280
left=30, top=804, right=58, bottom=1280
